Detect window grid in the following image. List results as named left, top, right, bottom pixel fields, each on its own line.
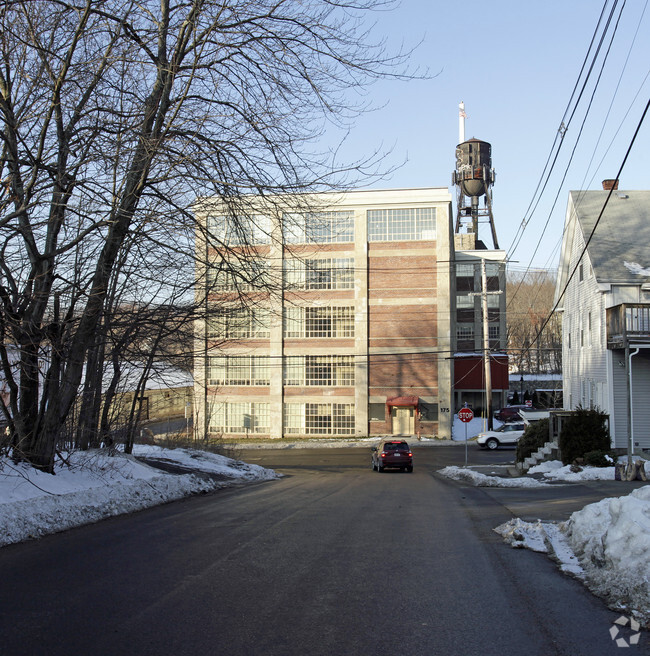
left=456, top=263, right=475, bottom=277
left=207, top=214, right=272, bottom=246
left=284, top=403, right=355, bottom=435
left=284, top=306, right=355, bottom=338
left=207, top=259, right=271, bottom=292
left=283, top=355, right=355, bottom=386
left=284, top=257, right=354, bottom=290
left=456, top=324, right=474, bottom=340
left=208, top=307, right=270, bottom=339
left=283, top=211, right=354, bottom=244
left=456, top=294, right=474, bottom=309
left=488, top=325, right=500, bottom=340
left=485, top=262, right=500, bottom=277
left=368, top=208, right=436, bottom=242
left=209, top=402, right=270, bottom=434
left=208, top=356, right=270, bottom=386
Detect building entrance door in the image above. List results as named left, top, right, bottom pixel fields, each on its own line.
left=391, top=406, right=414, bottom=434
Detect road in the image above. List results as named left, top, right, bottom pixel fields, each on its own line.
left=0, top=445, right=646, bottom=655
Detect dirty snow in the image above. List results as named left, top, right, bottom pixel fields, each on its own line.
left=0, top=446, right=280, bottom=547
left=485, top=461, right=650, bottom=627
left=437, top=465, right=550, bottom=488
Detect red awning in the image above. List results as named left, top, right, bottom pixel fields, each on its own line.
left=386, top=396, right=419, bottom=408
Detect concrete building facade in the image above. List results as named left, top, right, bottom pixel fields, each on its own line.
left=195, top=187, right=506, bottom=440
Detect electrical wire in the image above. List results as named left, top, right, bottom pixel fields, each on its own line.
left=521, top=97, right=650, bottom=358
left=506, top=0, right=618, bottom=260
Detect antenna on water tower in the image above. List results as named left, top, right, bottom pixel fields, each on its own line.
left=459, top=101, right=466, bottom=144
left=451, top=103, right=499, bottom=249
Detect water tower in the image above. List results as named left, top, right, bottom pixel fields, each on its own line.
left=451, top=102, right=499, bottom=249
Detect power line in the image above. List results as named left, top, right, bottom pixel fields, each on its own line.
left=506, top=0, right=618, bottom=261
left=522, top=96, right=650, bottom=357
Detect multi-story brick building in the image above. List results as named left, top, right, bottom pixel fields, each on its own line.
left=194, top=187, right=507, bottom=440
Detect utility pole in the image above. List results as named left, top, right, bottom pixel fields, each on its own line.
left=470, top=259, right=502, bottom=431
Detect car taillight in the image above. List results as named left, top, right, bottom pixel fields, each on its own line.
left=408, top=452, right=412, bottom=457
left=381, top=452, right=387, bottom=458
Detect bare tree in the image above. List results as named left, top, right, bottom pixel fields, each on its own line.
left=0, top=0, right=415, bottom=471
left=506, top=270, right=562, bottom=375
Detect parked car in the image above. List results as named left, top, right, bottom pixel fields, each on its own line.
left=476, top=422, right=526, bottom=450
left=371, top=440, right=413, bottom=472
left=493, top=405, right=527, bottom=422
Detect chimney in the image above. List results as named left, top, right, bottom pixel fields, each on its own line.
left=602, top=179, right=619, bottom=191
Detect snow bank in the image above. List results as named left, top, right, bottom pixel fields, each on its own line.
left=438, top=465, right=549, bottom=488
left=495, top=487, right=650, bottom=626
left=565, top=486, right=650, bottom=625
left=528, top=460, right=615, bottom=481
left=0, top=447, right=280, bottom=547
left=494, top=518, right=583, bottom=576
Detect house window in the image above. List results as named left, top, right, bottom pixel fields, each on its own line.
left=284, top=306, right=355, bottom=338
left=579, top=263, right=584, bottom=282
left=208, top=356, right=270, bottom=386
left=488, top=325, right=500, bottom=340
left=284, top=403, right=355, bottom=435
left=209, top=402, right=270, bottom=434
left=283, top=211, right=354, bottom=244
left=367, top=208, right=436, bottom=242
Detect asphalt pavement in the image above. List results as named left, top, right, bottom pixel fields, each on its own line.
left=1, top=443, right=648, bottom=656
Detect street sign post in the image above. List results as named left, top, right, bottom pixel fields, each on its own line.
left=458, top=406, right=474, bottom=467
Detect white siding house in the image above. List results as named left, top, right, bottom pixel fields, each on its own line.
left=555, top=187, right=650, bottom=451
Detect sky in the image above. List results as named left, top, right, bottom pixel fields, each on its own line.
left=332, top=0, right=650, bottom=272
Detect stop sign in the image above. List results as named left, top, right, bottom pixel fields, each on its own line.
left=458, top=407, right=474, bottom=423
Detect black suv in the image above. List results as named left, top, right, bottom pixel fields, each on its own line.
left=371, top=440, right=413, bottom=473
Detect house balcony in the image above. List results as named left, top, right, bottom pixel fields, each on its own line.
left=606, top=303, right=650, bottom=349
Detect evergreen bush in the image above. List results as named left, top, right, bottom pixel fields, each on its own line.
left=516, top=418, right=549, bottom=463
left=559, top=406, right=610, bottom=465
left=583, top=450, right=618, bottom=467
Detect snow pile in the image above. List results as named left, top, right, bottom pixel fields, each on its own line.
left=0, top=446, right=280, bottom=547
left=528, top=460, right=615, bottom=481
left=438, top=465, right=549, bottom=488
left=565, top=486, right=650, bottom=625
left=132, top=445, right=279, bottom=481
left=494, top=518, right=583, bottom=576
left=495, top=488, right=650, bottom=626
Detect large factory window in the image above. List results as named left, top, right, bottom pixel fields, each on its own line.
left=367, top=208, right=436, bottom=242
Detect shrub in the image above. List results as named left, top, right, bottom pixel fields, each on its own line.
left=583, top=450, right=618, bottom=467
left=559, top=406, right=610, bottom=465
left=516, top=418, right=549, bottom=463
